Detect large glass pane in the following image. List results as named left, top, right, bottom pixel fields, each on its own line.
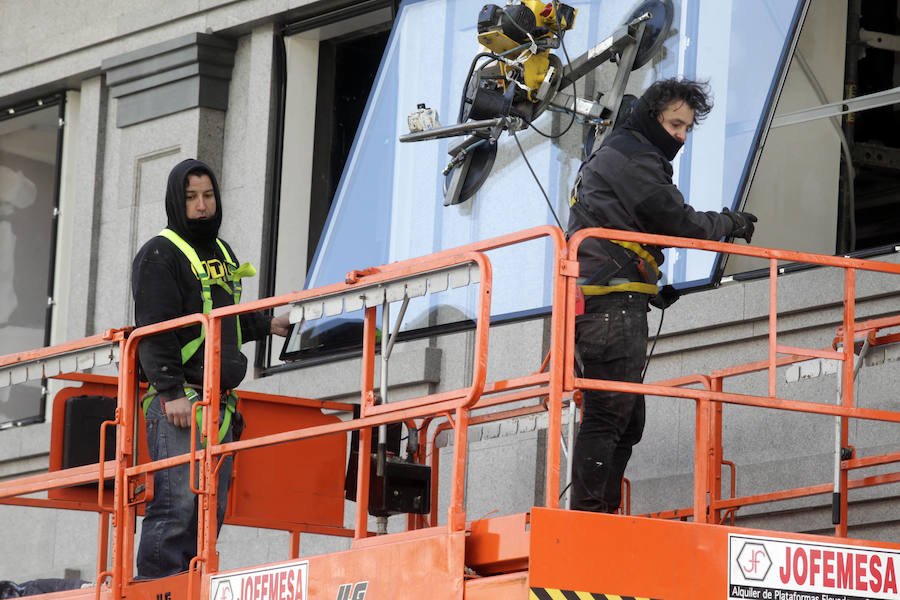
left=0, top=104, right=60, bottom=426
left=296, top=0, right=805, bottom=354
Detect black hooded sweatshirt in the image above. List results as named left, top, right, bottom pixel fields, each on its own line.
left=131, top=159, right=272, bottom=403
left=567, top=97, right=736, bottom=290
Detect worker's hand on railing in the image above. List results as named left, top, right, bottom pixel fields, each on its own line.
left=165, top=396, right=193, bottom=428
left=270, top=313, right=291, bottom=337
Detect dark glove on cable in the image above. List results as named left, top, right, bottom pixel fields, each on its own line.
left=722, top=207, right=758, bottom=243
left=649, top=284, right=681, bottom=310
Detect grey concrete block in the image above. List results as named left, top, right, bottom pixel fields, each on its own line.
left=885, top=343, right=900, bottom=362
left=799, top=359, right=821, bottom=379
left=499, top=418, right=518, bottom=437
left=661, top=281, right=745, bottom=334
left=481, top=422, right=500, bottom=439
left=0, top=504, right=60, bottom=581
left=864, top=347, right=884, bottom=367
left=519, top=415, right=537, bottom=432
left=267, top=346, right=442, bottom=401
left=633, top=394, right=683, bottom=478
left=0, top=420, right=51, bottom=463
left=785, top=364, right=800, bottom=383
left=434, top=429, right=449, bottom=448
left=486, top=318, right=548, bottom=382
left=436, top=431, right=542, bottom=523
left=219, top=526, right=291, bottom=571
left=51, top=510, right=98, bottom=580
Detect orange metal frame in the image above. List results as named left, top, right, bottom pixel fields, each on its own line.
left=1, top=225, right=899, bottom=599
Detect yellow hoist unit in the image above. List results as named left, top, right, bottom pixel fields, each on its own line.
left=475, top=1, right=576, bottom=105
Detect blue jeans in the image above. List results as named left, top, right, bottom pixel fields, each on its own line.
left=136, top=395, right=233, bottom=578
left=571, top=293, right=649, bottom=513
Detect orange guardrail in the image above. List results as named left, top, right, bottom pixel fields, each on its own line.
left=568, top=227, right=900, bottom=536
left=0, top=225, right=899, bottom=599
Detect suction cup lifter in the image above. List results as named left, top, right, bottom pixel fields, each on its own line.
left=398, top=0, right=675, bottom=205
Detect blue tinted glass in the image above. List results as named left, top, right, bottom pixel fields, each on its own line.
left=302, top=0, right=805, bottom=339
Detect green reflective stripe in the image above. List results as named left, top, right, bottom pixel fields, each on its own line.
left=234, top=278, right=243, bottom=348
left=196, top=391, right=236, bottom=445
left=219, top=405, right=232, bottom=443
left=159, top=229, right=214, bottom=308
left=228, top=260, right=246, bottom=349
left=141, top=387, right=233, bottom=444
left=159, top=229, right=211, bottom=362
left=150, top=230, right=252, bottom=426
left=229, top=263, right=256, bottom=280
left=142, top=389, right=155, bottom=416
left=215, top=238, right=235, bottom=266
left=157, top=229, right=255, bottom=360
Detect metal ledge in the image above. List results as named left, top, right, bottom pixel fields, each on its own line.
left=287, top=262, right=481, bottom=325
left=0, top=344, right=119, bottom=389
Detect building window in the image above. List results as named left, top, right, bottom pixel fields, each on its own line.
left=272, top=0, right=807, bottom=362
left=0, top=97, right=64, bottom=427
left=258, top=3, right=394, bottom=367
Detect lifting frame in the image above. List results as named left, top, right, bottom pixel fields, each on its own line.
left=2, top=226, right=900, bottom=599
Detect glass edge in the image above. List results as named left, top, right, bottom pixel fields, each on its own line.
left=710, top=0, right=812, bottom=286
left=303, top=0, right=410, bottom=288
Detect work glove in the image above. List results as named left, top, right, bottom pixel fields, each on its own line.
left=649, top=284, right=681, bottom=310
left=722, top=207, right=758, bottom=243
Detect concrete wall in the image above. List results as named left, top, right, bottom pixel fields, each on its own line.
left=2, top=0, right=899, bottom=586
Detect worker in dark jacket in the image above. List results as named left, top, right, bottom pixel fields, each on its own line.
left=132, top=158, right=289, bottom=577
left=567, top=78, right=757, bottom=513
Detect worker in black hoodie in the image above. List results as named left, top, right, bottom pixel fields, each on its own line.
left=566, top=78, right=757, bottom=514
left=132, top=158, right=289, bottom=578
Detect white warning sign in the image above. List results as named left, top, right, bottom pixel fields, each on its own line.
left=728, top=534, right=900, bottom=600
left=210, top=560, right=309, bottom=600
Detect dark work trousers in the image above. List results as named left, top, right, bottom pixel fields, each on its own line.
left=137, top=395, right=233, bottom=578
left=571, top=292, right=649, bottom=513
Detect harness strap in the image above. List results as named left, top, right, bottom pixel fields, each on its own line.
left=579, top=240, right=661, bottom=296
left=158, top=229, right=253, bottom=358
left=142, top=229, right=254, bottom=443
left=612, top=240, right=660, bottom=278
left=569, top=175, right=661, bottom=296
left=579, top=281, right=660, bottom=296
left=141, top=386, right=236, bottom=444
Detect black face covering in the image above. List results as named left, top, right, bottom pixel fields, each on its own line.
left=164, top=158, right=223, bottom=246
left=624, top=97, right=684, bottom=161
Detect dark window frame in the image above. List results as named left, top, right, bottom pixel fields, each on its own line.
left=0, top=93, right=66, bottom=428
left=255, top=1, right=399, bottom=373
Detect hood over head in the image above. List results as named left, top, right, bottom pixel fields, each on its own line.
left=623, top=97, right=684, bottom=161
left=165, top=158, right=223, bottom=245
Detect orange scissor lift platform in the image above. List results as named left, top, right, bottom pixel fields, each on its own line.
left=2, top=226, right=900, bottom=600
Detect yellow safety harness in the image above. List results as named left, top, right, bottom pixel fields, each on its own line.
left=577, top=240, right=660, bottom=297
left=141, top=228, right=256, bottom=443
left=569, top=177, right=661, bottom=297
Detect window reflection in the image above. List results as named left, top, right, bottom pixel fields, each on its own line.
left=0, top=104, right=60, bottom=426
left=293, top=0, right=805, bottom=357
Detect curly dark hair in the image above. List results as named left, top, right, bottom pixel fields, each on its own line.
left=641, top=77, right=713, bottom=124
